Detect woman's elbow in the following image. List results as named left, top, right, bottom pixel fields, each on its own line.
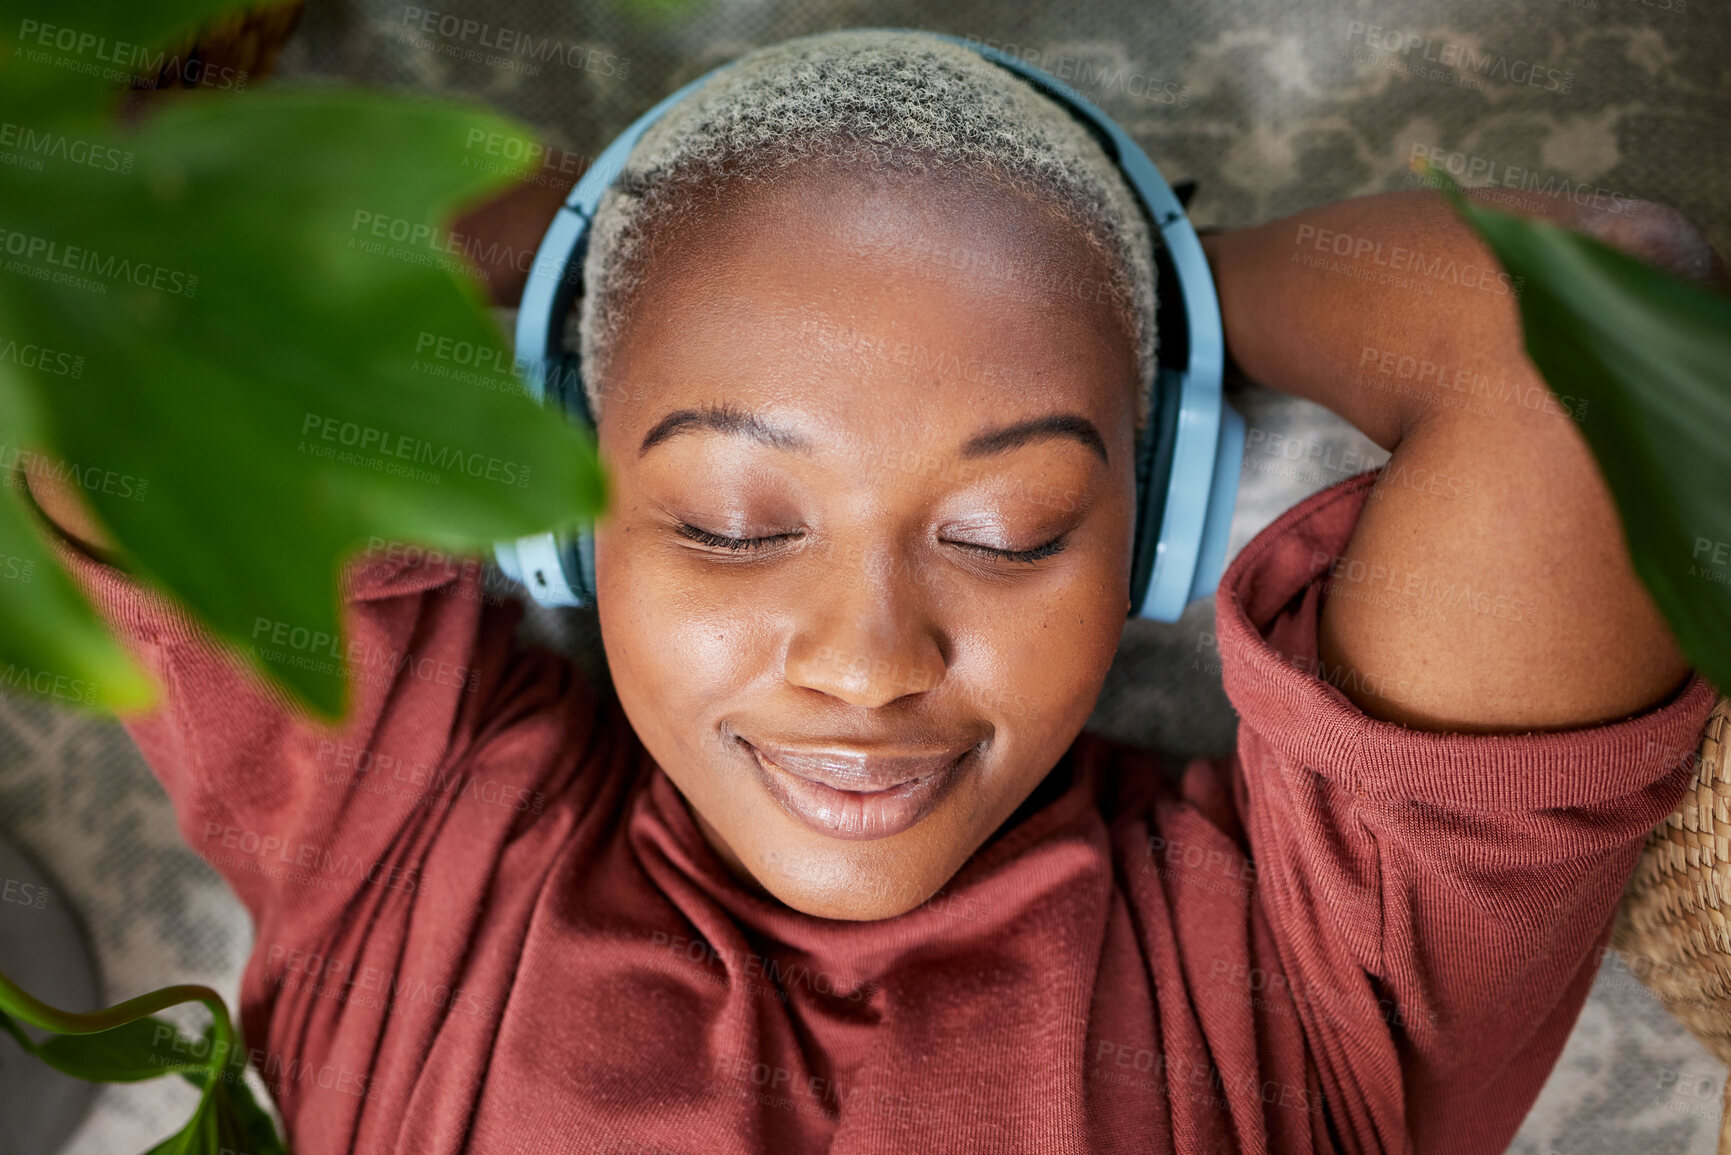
left=1580, top=198, right=1727, bottom=287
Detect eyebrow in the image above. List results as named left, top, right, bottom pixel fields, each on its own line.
left=638, top=402, right=1108, bottom=465
left=959, top=413, right=1108, bottom=465
left=638, top=402, right=812, bottom=457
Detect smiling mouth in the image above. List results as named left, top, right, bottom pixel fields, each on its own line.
left=739, top=738, right=974, bottom=840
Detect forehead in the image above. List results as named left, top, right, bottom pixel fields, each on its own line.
left=599, top=163, right=1139, bottom=457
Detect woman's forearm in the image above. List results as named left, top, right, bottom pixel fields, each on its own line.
left=1200, top=188, right=1724, bottom=450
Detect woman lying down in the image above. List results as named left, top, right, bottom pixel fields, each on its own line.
left=26, top=27, right=1728, bottom=1155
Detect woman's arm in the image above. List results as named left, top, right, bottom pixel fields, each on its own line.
left=1202, top=189, right=1723, bottom=732
left=16, top=452, right=565, bottom=928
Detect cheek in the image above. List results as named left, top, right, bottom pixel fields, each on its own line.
left=969, top=551, right=1127, bottom=727
left=977, top=615, right=1116, bottom=799
left=593, top=523, right=769, bottom=757
left=936, top=564, right=1127, bottom=840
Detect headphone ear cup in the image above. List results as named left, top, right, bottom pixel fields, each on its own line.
left=557, top=353, right=600, bottom=607
left=1128, top=369, right=1182, bottom=617
left=574, top=527, right=598, bottom=606
left=1129, top=381, right=1157, bottom=612
left=492, top=351, right=601, bottom=609
left=552, top=351, right=596, bottom=431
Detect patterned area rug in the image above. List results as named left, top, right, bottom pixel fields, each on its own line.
left=2, top=0, right=1725, bottom=1150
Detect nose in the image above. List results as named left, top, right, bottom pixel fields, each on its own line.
left=783, top=540, right=949, bottom=709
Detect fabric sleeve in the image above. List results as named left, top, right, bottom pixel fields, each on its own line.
left=1213, top=470, right=1717, bottom=1155
left=41, top=520, right=599, bottom=932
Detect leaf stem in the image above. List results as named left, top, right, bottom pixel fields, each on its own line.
left=0, top=965, right=238, bottom=1075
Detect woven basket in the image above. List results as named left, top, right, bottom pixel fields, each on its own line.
left=1611, top=694, right=1731, bottom=1150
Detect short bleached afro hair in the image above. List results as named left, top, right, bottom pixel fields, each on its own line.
left=577, top=28, right=1158, bottom=431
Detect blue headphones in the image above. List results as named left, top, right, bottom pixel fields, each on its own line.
left=495, top=29, right=1244, bottom=622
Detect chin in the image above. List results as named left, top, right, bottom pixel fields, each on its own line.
left=769, top=881, right=941, bottom=923
left=749, top=839, right=957, bottom=922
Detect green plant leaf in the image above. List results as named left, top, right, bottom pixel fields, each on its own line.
left=0, top=88, right=605, bottom=719
left=179, top=1019, right=290, bottom=1155
left=165, top=1026, right=287, bottom=1155
left=208, top=1068, right=290, bottom=1155
left=0, top=1009, right=201, bottom=1081
left=1427, top=165, right=1731, bottom=695
left=38, top=1014, right=203, bottom=1082
left=0, top=0, right=249, bottom=61
left=0, top=0, right=256, bottom=123
left=0, top=967, right=229, bottom=1081
left=0, top=438, right=155, bottom=710
left=0, top=355, right=152, bottom=712
left=0, top=966, right=289, bottom=1154
left=142, top=1085, right=220, bottom=1155
left=612, top=0, right=712, bottom=25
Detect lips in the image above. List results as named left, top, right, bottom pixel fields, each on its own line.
left=741, top=737, right=978, bottom=840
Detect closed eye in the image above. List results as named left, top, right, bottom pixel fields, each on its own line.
left=676, top=522, right=1071, bottom=564
left=675, top=523, right=803, bottom=552
left=945, top=534, right=1070, bottom=564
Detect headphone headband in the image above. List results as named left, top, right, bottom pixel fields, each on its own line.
left=495, top=29, right=1243, bottom=620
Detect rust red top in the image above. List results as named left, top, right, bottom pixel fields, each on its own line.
left=59, top=471, right=1714, bottom=1154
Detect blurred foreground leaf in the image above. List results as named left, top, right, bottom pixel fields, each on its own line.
left=0, top=87, right=605, bottom=719
left=0, top=0, right=250, bottom=121
left=0, top=439, right=155, bottom=710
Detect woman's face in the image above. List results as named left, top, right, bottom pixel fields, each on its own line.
left=592, top=163, right=1139, bottom=920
